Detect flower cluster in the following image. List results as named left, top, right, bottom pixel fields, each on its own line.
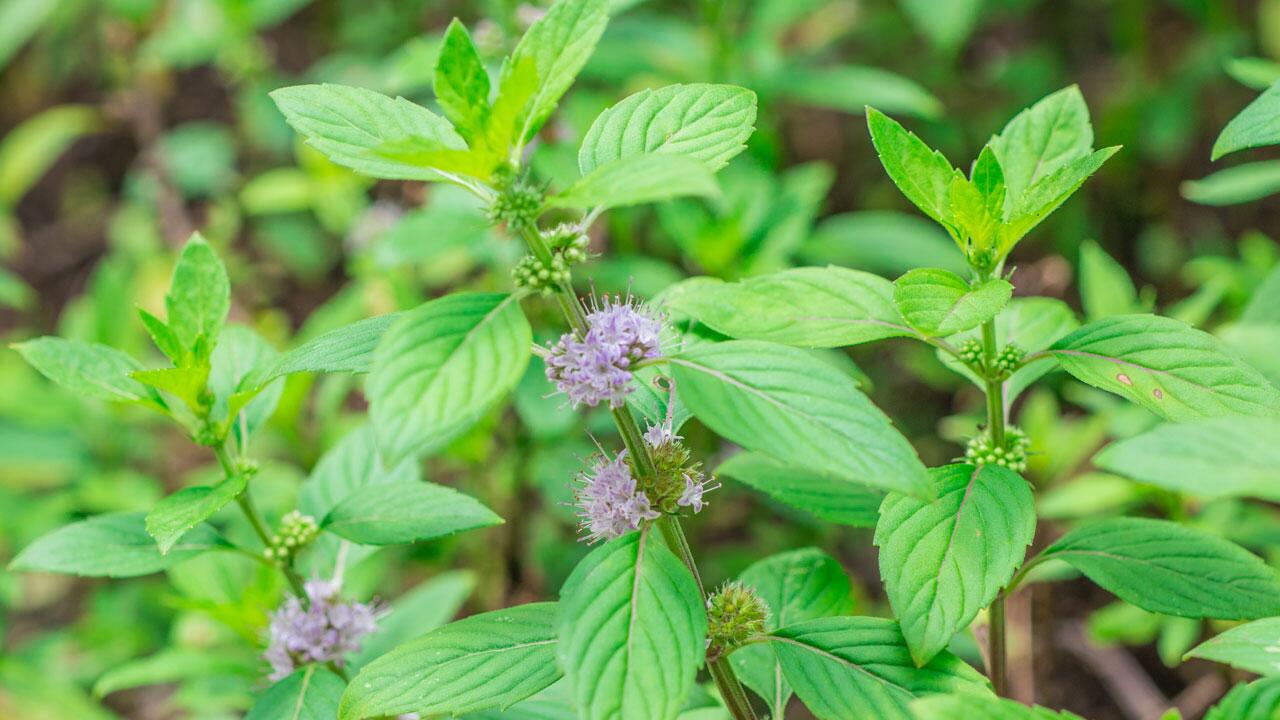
left=706, top=581, right=770, bottom=658
left=959, top=339, right=984, bottom=365
left=544, top=296, right=663, bottom=408
left=263, top=511, right=319, bottom=566
left=965, top=426, right=1031, bottom=473
left=573, top=451, right=660, bottom=543
left=570, top=420, right=718, bottom=543
left=488, top=172, right=543, bottom=230
left=995, top=342, right=1024, bottom=375
left=263, top=579, right=381, bottom=681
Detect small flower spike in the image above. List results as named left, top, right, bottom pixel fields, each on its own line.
left=573, top=451, right=660, bottom=543
left=545, top=295, right=663, bottom=409
left=263, top=579, right=381, bottom=681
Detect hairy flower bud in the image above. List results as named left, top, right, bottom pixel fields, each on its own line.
left=706, top=581, right=770, bottom=657
left=643, top=420, right=717, bottom=514
left=263, top=579, right=381, bottom=680
left=544, top=296, right=663, bottom=409
left=488, top=172, right=544, bottom=230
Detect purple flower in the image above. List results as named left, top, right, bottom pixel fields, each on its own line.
left=643, top=420, right=678, bottom=448
left=263, top=579, right=381, bottom=681
left=574, top=451, right=660, bottom=543
left=678, top=474, right=709, bottom=512
left=545, top=296, right=663, bottom=409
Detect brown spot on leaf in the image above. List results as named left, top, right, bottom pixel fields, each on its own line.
left=1117, top=373, right=1133, bottom=386
left=1153, top=388, right=1164, bottom=399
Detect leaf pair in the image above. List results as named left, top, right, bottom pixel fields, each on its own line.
left=341, top=529, right=702, bottom=720
left=868, top=86, right=1118, bottom=270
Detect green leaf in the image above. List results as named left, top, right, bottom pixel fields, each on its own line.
left=1212, top=82, right=1280, bottom=160
left=1243, top=266, right=1280, bottom=325
left=483, top=54, right=539, bottom=158
left=1045, top=314, right=1280, bottom=420
left=557, top=529, right=705, bottom=720
left=348, top=570, right=475, bottom=669
left=146, top=472, right=246, bottom=554
left=209, top=325, right=282, bottom=438
left=1205, top=678, right=1280, bottom=720
left=13, top=337, right=155, bottom=404
left=875, top=464, right=1035, bottom=665
left=300, top=424, right=419, bottom=520
left=911, top=694, right=1085, bottom=719
left=996, top=146, right=1118, bottom=253
left=987, top=85, right=1094, bottom=207
left=368, top=293, right=531, bottom=464
left=0, top=104, right=100, bottom=205
left=550, top=154, right=718, bottom=209
left=768, top=616, right=991, bottom=720
left=340, top=603, right=560, bottom=719
left=165, top=234, right=230, bottom=359
left=11, top=512, right=223, bottom=577
left=866, top=107, right=961, bottom=232
left=247, top=666, right=345, bottom=720
left=896, top=0, right=982, bottom=53
left=1226, top=57, right=1280, bottom=90
left=1182, top=161, right=1280, bottom=205
left=1186, top=617, right=1280, bottom=677
left=322, top=481, right=502, bottom=545
left=296, top=423, right=420, bottom=575
left=246, top=313, right=399, bottom=389
left=660, top=267, right=913, bottom=348
left=93, top=648, right=257, bottom=698
left=270, top=84, right=466, bottom=181
left=434, top=19, right=491, bottom=143
left=716, top=452, right=882, bottom=527
left=782, top=66, right=942, bottom=118
left=1094, top=417, right=1280, bottom=501
left=731, top=548, right=855, bottom=717
left=800, top=211, right=968, bottom=276
left=132, top=365, right=209, bottom=411
left=578, top=84, right=757, bottom=174
left=138, top=308, right=184, bottom=365
left=670, top=340, right=931, bottom=498
left=1038, top=517, right=1280, bottom=620
left=893, top=268, right=1013, bottom=336
left=509, top=0, right=609, bottom=144
left=1079, top=240, right=1139, bottom=320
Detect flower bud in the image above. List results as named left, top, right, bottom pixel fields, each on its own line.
left=706, top=581, right=770, bottom=657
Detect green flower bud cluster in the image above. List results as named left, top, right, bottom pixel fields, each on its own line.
left=544, top=223, right=590, bottom=264
left=995, top=343, right=1024, bottom=374
left=512, top=224, right=591, bottom=295
left=706, top=581, right=770, bottom=659
left=965, top=426, right=1031, bottom=473
left=488, top=173, right=544, bottom=230
left=264, top=511, right=319, bottom=566
left=513, top=253, right=571, bottom=294
left=959, top=339, right=984, bottom=365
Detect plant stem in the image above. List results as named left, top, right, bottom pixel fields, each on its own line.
left=980, top=315, right=1009, bottom=696
left=519, top=222, right=759, bottom=720
left=213, top=442, right=308, bottom=599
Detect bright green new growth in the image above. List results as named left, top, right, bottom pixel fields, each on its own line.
left=868, top=86, right=1118, bottom=273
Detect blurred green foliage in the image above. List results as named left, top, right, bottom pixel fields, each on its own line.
left=2, top=0, right=1279, bottom=717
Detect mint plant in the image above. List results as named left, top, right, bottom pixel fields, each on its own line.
left=10, top=0, right=1280, bottom=718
